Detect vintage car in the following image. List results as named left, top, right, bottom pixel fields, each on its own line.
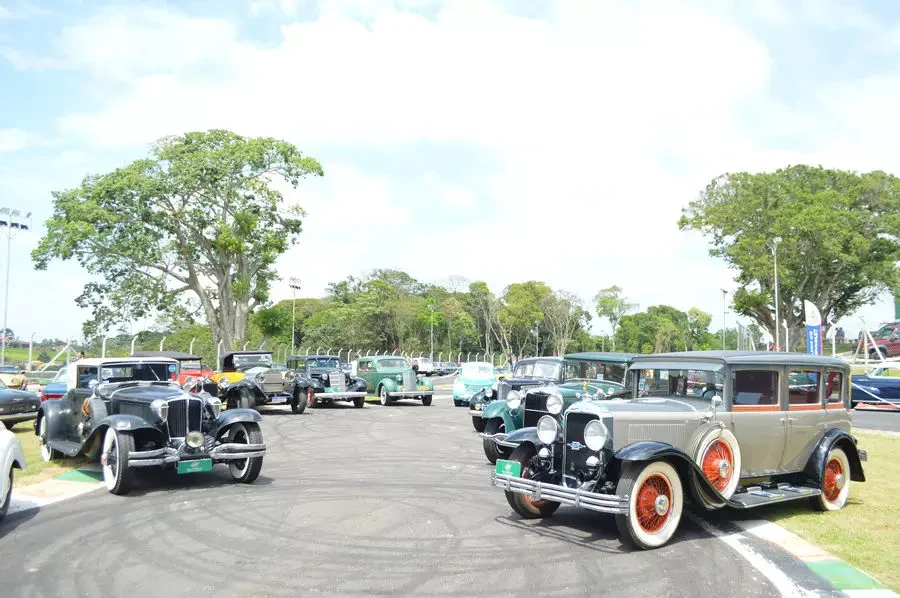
left=285, top=355, right=367, bottom=409
left=0, top=365, right=23, bottom=388
left=35, top=357, right=266, bottom=495
left=357, top=356, right=434, bottom=406
left=133, top=351, right=216, bottom=391
left=409, top=357, right=436, bottom=376
left=850, top=365, right=900, bottom=409
left=492, top=351, right=867, bottom=549
left=40, top=366, right=68, bottom=402
left=0, top=378, right=41, bottom=427
left=212, top=351, right=303, bottom=413
left=453, top=362, right=496, bottom=407
left=475, top=353, right=634, bottom=462
left=211, top=351, right=274, bottom=387
left=0, top=421, right=26, bottom=521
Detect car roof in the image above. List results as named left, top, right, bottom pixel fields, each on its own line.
left=515, top=357, right=564, bottom=364
left=565, top=352, right=638, bottom=362
left=223, top=351, right=273, bottom=357
left=132, top=351, right=200, bottom=360
left=289, top=355, right=340, bottom=360
left=75, top=357, right=177, bottom=366
left=630, top=350, right=849, bottom=369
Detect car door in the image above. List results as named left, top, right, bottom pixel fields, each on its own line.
left=729, top=367, right=787, bottom=477
left=886, top=329, right=900, bottom=357
left=782, top=369, right=824, bottom=472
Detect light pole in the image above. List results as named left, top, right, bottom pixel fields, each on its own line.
left=532, top=321, right=539, bottom=356
left=771, top=236, right=782, bottom=351
left=0, top=209, right=31, bottom=366
left=428, top=304, right=436, bottom=360
left=721, top=289, right=728, bottom=350
left=288, top=277, right=302, bottom=356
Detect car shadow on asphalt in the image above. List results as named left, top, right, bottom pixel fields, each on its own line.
left=120, top=468, right=275, bottom=497
left=0, top=507, right=39, bottom=540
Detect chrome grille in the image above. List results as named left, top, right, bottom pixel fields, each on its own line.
left=402, top=371, right=417, bottom=390
left=564, top=412, right=598, bottom=477
left=523, top=391, right=550, bottom=428
left=166, top=397, right=203, bottom=438
left=496, top=382, right=509, bottom=403
left=329, top=372, right=346, bottom=391
left=261, top=371, right=284, bottom=394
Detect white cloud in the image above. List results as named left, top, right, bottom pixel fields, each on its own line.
left=0, top=128, right=38, bottom=151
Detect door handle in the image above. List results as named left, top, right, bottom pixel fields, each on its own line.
left=779, top=417, right=796, bottom=422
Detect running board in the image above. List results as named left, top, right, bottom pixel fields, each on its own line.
left=49, top=440, right=85, bottom=457
left=728, top=483, right=821, bottom=509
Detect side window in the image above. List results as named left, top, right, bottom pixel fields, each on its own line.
left=788, top=370, right=821, bottom=406
left=358, top=361, right=368, bottom=372
left=732, top=370, right=779, bottom=407
left=76, top=366, right=98, bottom=389
left=825, top=371, right=843, bottom=406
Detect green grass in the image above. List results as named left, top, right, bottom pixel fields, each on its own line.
left=8, top=421, right=86, bottom=486
left=749, top=432, right=899, bottom=591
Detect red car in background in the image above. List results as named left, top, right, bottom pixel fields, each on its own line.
left=132, top=351, right=215, bottom=385
left=857, top=322, right=900, bottom=359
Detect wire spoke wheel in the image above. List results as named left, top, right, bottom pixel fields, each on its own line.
left=635, top=474, right=672, bottom=533
left=823, top=457, right=844, bottom=502
left=701, top=439, right=734, bottom=493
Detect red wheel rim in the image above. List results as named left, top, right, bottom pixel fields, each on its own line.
left=823, top=458, right=844, bottom=502
left=635, top=473, right=672, bottom=534
left=521, top=463, right=549, bottom=508
left=701, top=439, right=734, bottom=492
left=307, top=388, right=314, bottom=407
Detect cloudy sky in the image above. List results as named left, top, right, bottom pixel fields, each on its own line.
left=0, top=0, right=897, bottom=342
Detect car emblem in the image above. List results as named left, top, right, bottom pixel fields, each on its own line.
left=567, top=441, right=585, bottom=451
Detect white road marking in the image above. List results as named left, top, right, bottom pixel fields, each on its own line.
left=684, top=512, right=818, bottom=598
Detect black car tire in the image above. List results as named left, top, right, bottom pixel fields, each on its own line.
left=615, top=460, right=683, bottom=550
left=228, top=422, right=264, bottom=484
left=504, top=444, right=560, bottom=519
left=482, top=419, right=505, bottom=464
left=291, top=389, right=306, bottom=414
left=353, top=396, right=365, bottom=408
left=472, top=416, right=486, bottom=433
left=868, top=348, right=886, bottom=360
left=422, top=396, right=432, bottom=406
left=102, top=428, right=134, bottom=496
left=0, top=466, right=12, bottom=521
left=379, top=386, right=391, bottom=406
left=453, top=399, right=462, bottom=407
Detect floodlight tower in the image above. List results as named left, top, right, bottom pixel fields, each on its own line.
left=0, top=209, right=31, bottom=366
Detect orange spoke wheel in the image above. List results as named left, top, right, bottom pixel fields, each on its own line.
left=701, top=439, right=734, bottom=492
left=635, top=473, right=672, bottom=534
left=823, top=458, right=844, bottom=503
left=521, top=466, right=549, bottom=509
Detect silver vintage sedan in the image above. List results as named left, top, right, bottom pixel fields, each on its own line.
left=492, top=351, right=866, bottom=549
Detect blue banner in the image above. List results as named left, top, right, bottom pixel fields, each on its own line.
left=806, top=325, right=822, bottom=355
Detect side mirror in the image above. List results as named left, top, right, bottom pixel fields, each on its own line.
left=711, top=395, right=723, bottom=408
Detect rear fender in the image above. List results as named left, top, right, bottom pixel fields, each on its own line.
left=805, top=428, right=865, bottom=483
left=35, top=399, right=71, bottom=442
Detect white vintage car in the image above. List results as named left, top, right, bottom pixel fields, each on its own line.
left=0, top=421, right=26, bottom=521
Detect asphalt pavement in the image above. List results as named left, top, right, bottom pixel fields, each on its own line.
left=853, top=409, right=900, bottom=432
left=1, top=395, right=837, bottom=597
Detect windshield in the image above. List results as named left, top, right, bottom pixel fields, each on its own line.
left=232, top=353, right=273, bottom=370
left=0, top=365, right=17, bottom=374
left=461, top=363, right=493, bottom=379
left=99, top=362, right=173, bottom=384
left=179, top=359, right=203, bottom=371
left=377, top=358, right=408, bottom=369
left=51, top=367, right=67, bottom=383
left=566, top=360, right=627, bottom=384
left=635, top=368, right=724, bottom=400
left=306, top=357, right=341, bottom=369
left=513, top=360, right=561, bottom=380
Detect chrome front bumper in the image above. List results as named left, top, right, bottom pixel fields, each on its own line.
left=492, top=473, right=629, bottom=514
left=126, top=443, right=267, bottom=468
left=387, top=390, right=433, bottom=397
left=479, top=431, right=517, bottom=447
left=314, top=391, right=367, bottom=399
left=468, top=409, right=483, bottom=417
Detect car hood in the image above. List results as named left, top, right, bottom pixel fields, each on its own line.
left=458, top=377, right=495, bottom=386
left=502, top=377, right=555, bottom=390
left=375, top=367, right=414, bottom=375
left=98, top=383, right=186, bottom=403
left=0, top=389, right=40, bottom=405
left=853, top=375, right=900, bottom=387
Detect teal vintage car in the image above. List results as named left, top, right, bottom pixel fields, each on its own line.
left=452, top=362, right=496, bottom=407
left=357, top=356, right=434, bottom=406
left=478, top=352, right=635, bottom=463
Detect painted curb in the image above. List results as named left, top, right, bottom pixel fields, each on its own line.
left=9, top=464, right=104, bottom=515
left=734, top=519, right=896, bottom=596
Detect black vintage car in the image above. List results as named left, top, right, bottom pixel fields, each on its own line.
left=285, top=355, right=367, bottom=409
left=214, top=351, right=306, bottom=414
left=0, top=379, right=40, bottom=428
left=36, top=357, right=266, bottom=495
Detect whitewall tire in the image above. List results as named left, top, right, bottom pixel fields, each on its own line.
left=694, top=428, right=741, bottom=500
left=816, top=447, right=851, bottom=511
left=101, top=428, right=134, bottom=496
left=615, top=461, right=683, bottom=549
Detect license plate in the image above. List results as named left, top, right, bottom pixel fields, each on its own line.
left=177, top=459, right=213, bottom=474
left=417, top=386, right=429, bottom=391
left=269, top=396, right=287, bottom=404
left=495, top=459, right=521, bottom=477
left=325, top=388, right=338, bottom=393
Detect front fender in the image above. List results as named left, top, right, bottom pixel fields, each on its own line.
left=349, top=377, right=367, bottom=393
left=223, top=381, right=268, bottom=404
left=482, top=401, right=519, bottom=431
left=505, top=426, right=541, bottom=447
left=417, top=377, right=434, bottom=391
left=211, top=409, right=263, bottom=437
left=35, top=399, right=70, bottom=441
left=0, top=431, right=26, bottom=470
left=805, top=428, right=865, bottom=483
left=378, top=378, right=398, bottom=394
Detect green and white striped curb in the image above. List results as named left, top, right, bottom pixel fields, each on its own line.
left=734, top=519, right=895, bottom=596
left=9, top=464, right=104, bottom=515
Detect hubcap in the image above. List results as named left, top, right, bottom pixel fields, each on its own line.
left=718, top=460, right=731, bottom=479
left=834, top=473, right=845, bottom=490
left=654, top=494, right=670, bottom=516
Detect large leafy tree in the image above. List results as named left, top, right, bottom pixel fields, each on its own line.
left=594, top=285, right=636, bottom=351
left=33, top=130, right=323, bottom=348
left=680, top=166, right=900, bottom=345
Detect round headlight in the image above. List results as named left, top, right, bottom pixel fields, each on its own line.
left=506, top=390, right=522, bottom=409
left=286, top=370, right=295, bottom=379
left=150, top=399, right=168, bottom=422
left=207, top=397, right=222, bottom=419
left=185, top=431, right=204, bottom=449
left=255, top=372, right=266, bottom=383
left=546, top=392, right=563, bottom=415
left=484, top=388, right=494, bottom=398
left=218, top=377, right=230, bottom=389
left=396, top=375, right=403, bottom=382
left=584, top=420, right=609, bottom=451
left=537, top=415, right=558, bottom=444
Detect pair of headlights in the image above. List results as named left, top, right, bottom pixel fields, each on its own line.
left=507, top=391, right=563, bottom=415
left=536, top=414, right=608, bottom=450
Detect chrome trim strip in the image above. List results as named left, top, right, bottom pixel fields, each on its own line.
left=314, top=391, right=367, bottom=399
left=387, top=391, right=433, bottom=397
left=495, top=439, right=520, bottom=448
left=479, top=432, right=508, bottom=441
left=211, top=450, right=267, bottom=460
left=492, top=473, right=629, bottom=514
left=468, top=410, right=483, bottom=417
